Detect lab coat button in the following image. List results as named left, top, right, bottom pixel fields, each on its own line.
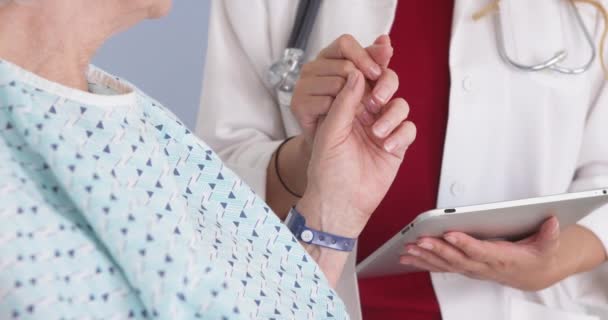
left=450, top=182, right=466, bottom=196
left=462, top=76, right=474, bottom=92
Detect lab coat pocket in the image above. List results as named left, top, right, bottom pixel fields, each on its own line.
left=500, top=0, right=590, bottom=92
left=509, top=298, right=600, bottom=320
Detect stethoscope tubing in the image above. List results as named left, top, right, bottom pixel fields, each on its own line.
left=494, top=0, right=596, bottom=74
left=288, top=0, right=322, bottom=50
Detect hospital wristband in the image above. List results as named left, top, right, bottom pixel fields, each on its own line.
left=284, top=207, right=356, bottom=252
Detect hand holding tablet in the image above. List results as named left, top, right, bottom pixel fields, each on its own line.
left=357, top=189, right=608, bottom=282
left=402, top=216, right=565, bottom=291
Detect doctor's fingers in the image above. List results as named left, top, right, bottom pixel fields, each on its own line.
left=296, top=76, right=347, bottom=96
left=519, top=216, right=560, bottom=254
left=318, top=34, right=383, bottom=80
left=299, top=60, right=398, bottom=115
left=401, top=245, right=453, bottom=272
left=416, top=237, right=492, bottom=277
left=302, top=44, right=392, bottom=77
left=291, top=96, right=333, bottom=138
left=300, top=59, right=358, bottom=78
left=399, top=255, right=446, bottom=273
left=366, top=35, right=394, bottom=68
left=443, top=232, right=524, bottom=269
left=292, top=80, right=372, bottom=117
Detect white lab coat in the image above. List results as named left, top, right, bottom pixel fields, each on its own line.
left=196, top=0, right=608, bottom=319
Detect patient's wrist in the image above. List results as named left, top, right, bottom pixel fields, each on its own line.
left=296, top=193, right=364, bottom=239
left=295, top=196, right=356, bottom=287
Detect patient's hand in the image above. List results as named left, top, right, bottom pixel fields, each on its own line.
left=297, top=69, right=415, bottom=239
left=290, top=34, right=414, bottom=286
left=296, top=69, right=414, bottom=286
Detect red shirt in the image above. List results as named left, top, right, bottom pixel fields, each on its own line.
left=357, top=2, right=454, bottom=319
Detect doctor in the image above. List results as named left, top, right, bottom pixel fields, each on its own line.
left=197, top=1, right=608, bottom=319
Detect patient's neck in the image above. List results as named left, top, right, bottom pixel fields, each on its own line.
left=0, top=6, right=98, bottom=91
left=0, top=1, right=148, bottom=92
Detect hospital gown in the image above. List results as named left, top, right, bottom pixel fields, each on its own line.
left=0, top=59, right=348, bottom=319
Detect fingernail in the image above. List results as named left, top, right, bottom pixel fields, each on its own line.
left=551, top=218, right=560, bottom=235
left=407, top=247, right=420, bottom=256
left=444, top=235, right=457, bottom=245
left=418, top=241, right=434, bottom=251
left=373, top=120, right=390, bottom=138
left=384, top=139, right=397, bottom=153
left=373, top=85, right=391, bottom=104
left=358, top=110, right=375, bottom=126
left=364, top=96, right=381, bottom=114
left=369, top=65, right=382, bottom=79
left=347, top=72, right=359, bottom=89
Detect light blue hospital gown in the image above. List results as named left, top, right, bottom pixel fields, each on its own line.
left=0, top=59, right=348, bottom=319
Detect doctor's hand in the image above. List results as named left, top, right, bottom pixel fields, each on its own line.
left=297, top=71, right=415, bottom=286
left=400, top=217, right=606, bottom=291
left=400, top=217, right=563, bottom=291
left=291, top=34, right=398, bottom=144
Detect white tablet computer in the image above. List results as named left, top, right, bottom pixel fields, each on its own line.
left=356, top=189, right=608, bottom=279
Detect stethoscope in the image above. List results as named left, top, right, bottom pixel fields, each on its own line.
left=477, top=0, right=598, bottom=75
left=266, top=0, right=321, bottom=106
left=267, top=0, right=599, bottom=105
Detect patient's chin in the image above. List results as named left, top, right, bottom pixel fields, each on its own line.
left=148, top=0, right=172, bottom=19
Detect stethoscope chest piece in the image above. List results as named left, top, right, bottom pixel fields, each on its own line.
left=266, top=48, right=305, bottom=106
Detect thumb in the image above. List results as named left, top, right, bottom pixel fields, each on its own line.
left=323, top=71, right=365, bottom=135
left=374, top=34, right=391, bottom=45
left=530, top=216, right=560, bottom=253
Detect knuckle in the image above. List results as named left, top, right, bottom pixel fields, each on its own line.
left=337, top=34, right=355, bottom=47
left=493, top=257, right=514, bottom=271
left=431, top=243, right=446, bottom=257
left=459, top=241, right=473, bottom=254
left=450, top=257, right=468, bottom=271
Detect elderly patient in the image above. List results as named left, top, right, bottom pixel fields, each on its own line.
left=0, top=0, right=416, bottom=319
